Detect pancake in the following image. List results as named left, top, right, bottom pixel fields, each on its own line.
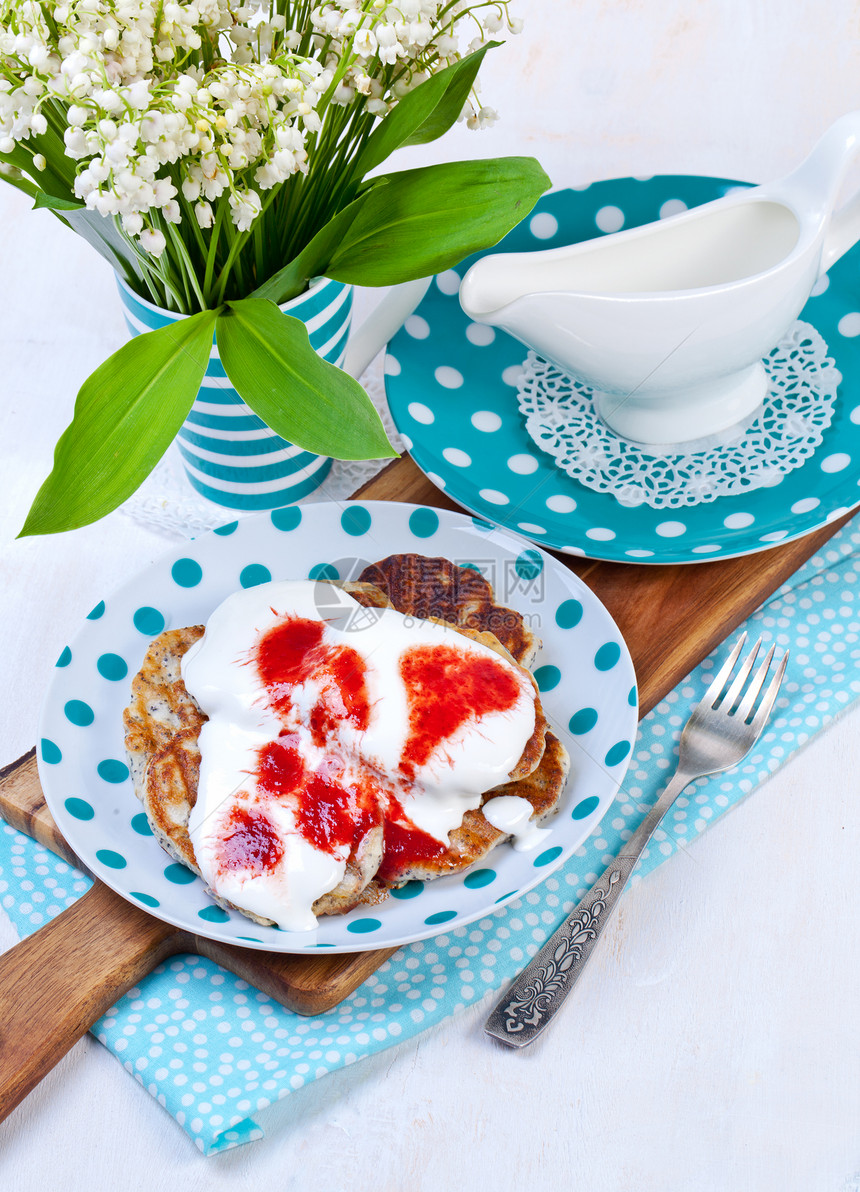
left=124, top=624, right=204, bottom=798
left=123, top=558, right=569, bottom=922
left=358, top=555, right=541, bottom=669
left=367, top=731, right=570, bottom=889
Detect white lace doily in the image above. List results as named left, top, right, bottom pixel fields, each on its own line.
left=121, top=357, right=402, bottom=539
left=516, top=321, right=842, bottom=509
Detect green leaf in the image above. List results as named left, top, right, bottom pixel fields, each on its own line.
left=19, top=310, right=218, bottom=536
left=352, top=43, right=497, bottom=178
left=249, top=183, right=382, bottom=305
left=33, top=189, right=84, bottom=211
left=326, top=157, right=552, bottom=286
left=1, top=143, right=82, bottom=207
left=58, top=208, right=152, bottom=289
left=0, top=168, right=40, bottom=201
left=216, top=298, right=397, bottom=461
left=0, top=143, right=42, bottom=176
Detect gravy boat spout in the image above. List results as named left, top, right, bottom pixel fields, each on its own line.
left=459, top=113, right=860, bottom=444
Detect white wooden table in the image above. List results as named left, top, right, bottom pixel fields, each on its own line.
left=2, top=4, right=860, bottom=1187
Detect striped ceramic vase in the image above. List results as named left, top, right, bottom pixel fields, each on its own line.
left=117, top=275, right=353, bottom=510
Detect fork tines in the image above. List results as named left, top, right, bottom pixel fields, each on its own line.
left=704, top=633, right=789, bottom=725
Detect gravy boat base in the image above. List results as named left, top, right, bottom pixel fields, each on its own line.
left=596, top=361, right=768, bottom=444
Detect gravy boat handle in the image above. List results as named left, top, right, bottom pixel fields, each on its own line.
left=774, top=111, right=860, bottom=276
left=816, top=112, right=860, bottom=273
left=821, top=187, right=860, bottom=274
left=341, top=277, right=431, bottom=379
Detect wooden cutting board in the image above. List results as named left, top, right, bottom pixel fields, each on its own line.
left=0, top=453, right=852, bottom=1124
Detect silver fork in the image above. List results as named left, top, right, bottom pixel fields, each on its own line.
left=485, top=634, right=788, bottom=1048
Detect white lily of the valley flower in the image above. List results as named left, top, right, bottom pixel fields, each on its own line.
left=139, top=226, right=166, bottom=255
left=182, top=174, right=201, bottom=201
left=229, top=187, right=261, bottom=231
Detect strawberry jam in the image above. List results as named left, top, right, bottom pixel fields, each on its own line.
left=398, top=645, right=522, bottom=779
left=256, top=738, right=305, bottom=798
left=296, top=771, right=379, bottom=855
left=376, top=796, right=449, bottom=883
left=252, top=617, right=378, bottom=858
left=219, top=806, right=284, bottom=874
left=256, top=616, right=370, bottom=742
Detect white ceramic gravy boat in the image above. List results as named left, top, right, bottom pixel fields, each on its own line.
left=459, top=113, right=860, bottom=444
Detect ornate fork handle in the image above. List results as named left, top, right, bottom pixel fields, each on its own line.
left=485, top=767, right=693, bottom=1047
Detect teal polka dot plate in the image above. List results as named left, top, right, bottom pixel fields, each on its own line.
left=38, top=503, right=636, bottom=953
left=385, top=178, right=860, bottom=564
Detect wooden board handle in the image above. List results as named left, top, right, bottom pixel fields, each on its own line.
left=0, top=879, right=188, bottom=1125
left=0, top=750, right=400, bottom=1016
left=0, top=748, right=80, bottom=868
left=193, top=938, right=401, bottom=1017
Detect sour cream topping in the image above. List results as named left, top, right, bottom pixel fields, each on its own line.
left=481, top=795, right=553, bottom=852
left=181, top=581, right=537, bottom=931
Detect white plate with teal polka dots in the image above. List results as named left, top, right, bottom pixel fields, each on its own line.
left=37, top=502, right=637, bottom=954
left=385, top=177, right=860, bottom=563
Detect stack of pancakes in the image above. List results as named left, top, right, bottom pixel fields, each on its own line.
left=124, top=554, right=570, bottom=926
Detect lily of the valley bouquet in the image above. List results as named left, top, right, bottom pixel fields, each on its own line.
left=0, top=0, right=549, bottom=534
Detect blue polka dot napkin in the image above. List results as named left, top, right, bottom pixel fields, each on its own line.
left=2, top=524, right=860, bottom=1154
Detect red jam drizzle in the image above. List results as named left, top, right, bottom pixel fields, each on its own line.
left=251, top=617, right=378, bottom=859
left=256, top=739, right=379, bottom=855
left=375, top=796, right=448, bottom=883
left=398, top=645, right=522, bottom=779
left=219, top=806, right=284, bottom=874
left=296, top=771, right=379, bottom=855
left=256, top=738, right=305, bottom=798
left=256, top=616, right=370, bottom=744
